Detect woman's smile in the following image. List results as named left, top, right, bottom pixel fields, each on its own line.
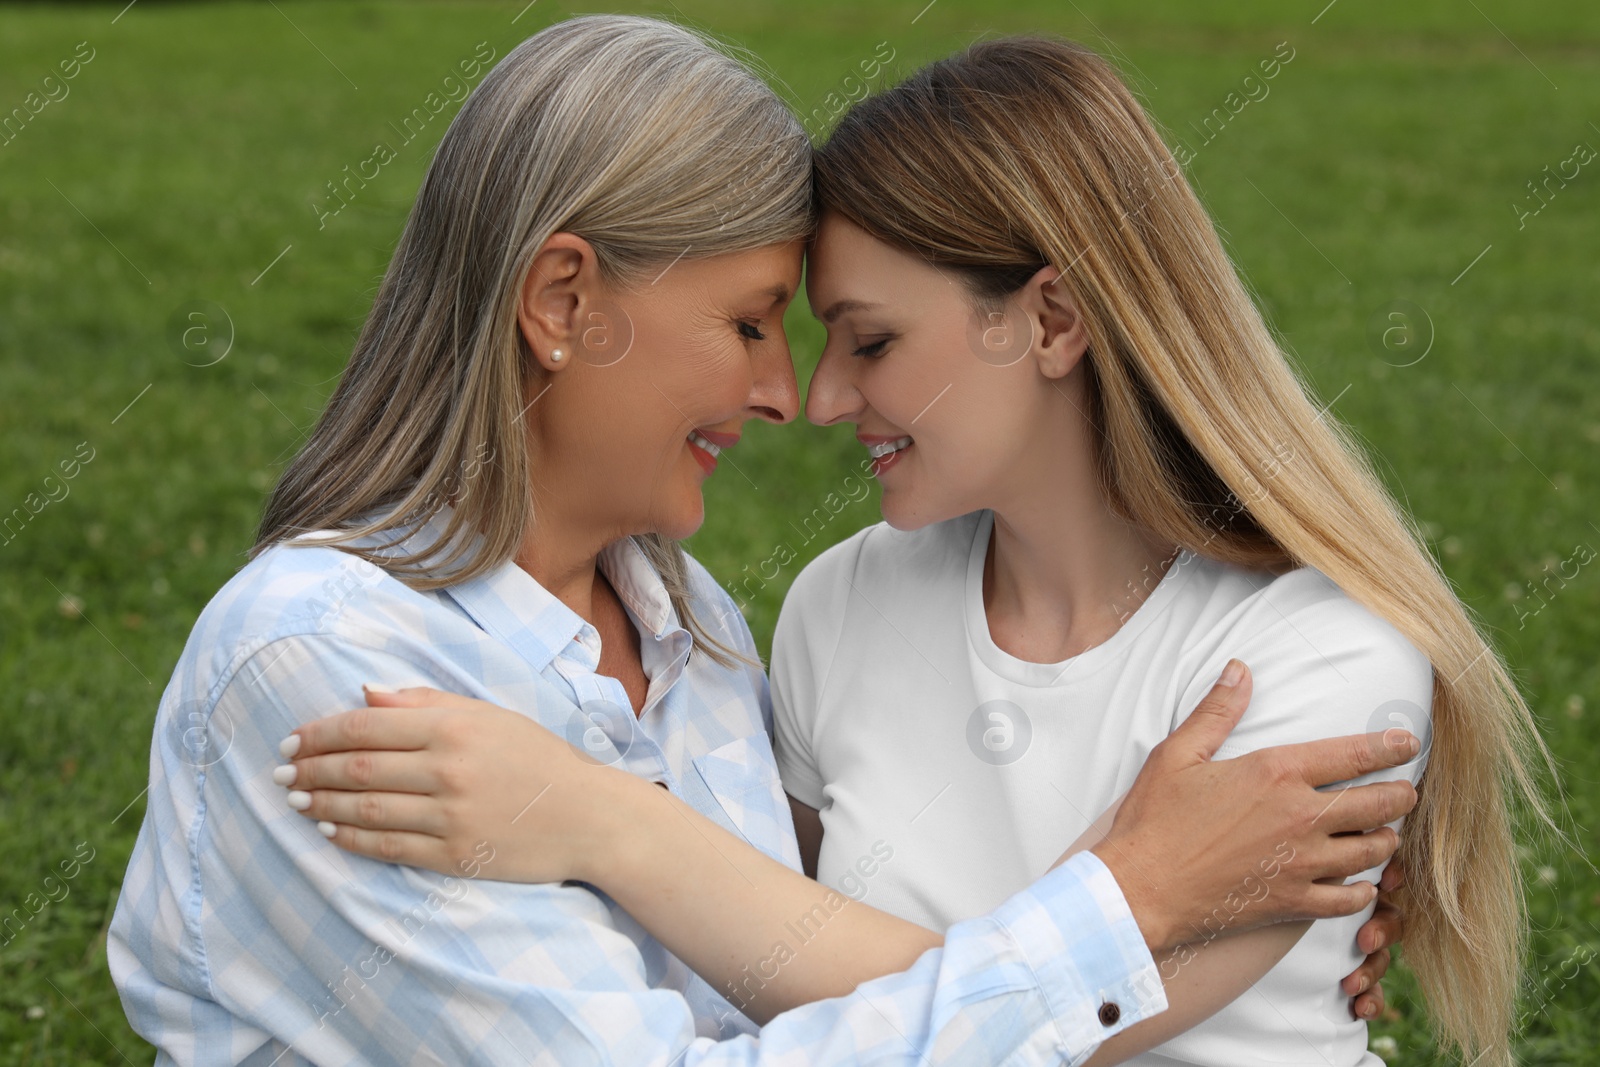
left=858, top=432, right=914, bottom=477
left=687, top=427, right=739, bottom=475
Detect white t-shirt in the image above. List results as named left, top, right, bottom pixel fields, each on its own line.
left=771, top=508, right=1432, bottom=1067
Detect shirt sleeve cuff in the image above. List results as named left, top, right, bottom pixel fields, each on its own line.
left=988, top=850, right=1168, bottom=1061
left=772, top=751, right=827, bottom=811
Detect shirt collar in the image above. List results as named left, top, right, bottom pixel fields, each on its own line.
left=350, top=504, right=687, bottom=676
left=598, top=536, right=682, bottom=642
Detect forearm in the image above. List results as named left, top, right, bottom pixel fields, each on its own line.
left=1059, top=792, right=1307, bottom=1063
left=1082, top=921, right=1308, bottom=1064
left=587, top=774, right=942, bottom=1024
left=271, top=661, right=1172, bottom=1060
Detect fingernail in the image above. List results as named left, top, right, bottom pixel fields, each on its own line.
left=1358, top=976, right=1370, bottom=993
left=271, top=764, right=297, bottom=787
left=278, top=734, right=301, bottom=759
left=317, top=820, right=337, bottom=838
left=1362, top=1002, right=1376, bottom=1018
left=286, top=790, right=312, bottom=811
left=363, top=682, right=397, bottom=694
left=1218, top=659, right=1244, bottom=687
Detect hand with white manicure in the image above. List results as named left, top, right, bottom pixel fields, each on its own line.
left=270, top=684, right=650, bottom=883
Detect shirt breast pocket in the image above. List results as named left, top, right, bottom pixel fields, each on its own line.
left=692, top=732, right=805, bottom=874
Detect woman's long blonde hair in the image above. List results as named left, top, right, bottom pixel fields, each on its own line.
left=816, top=36, right=1557, bottom=1065
left=254, top=15, right=814, bottom=667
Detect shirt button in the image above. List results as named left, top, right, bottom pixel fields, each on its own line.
left=1098, top=1001, right=1122, bottom=1027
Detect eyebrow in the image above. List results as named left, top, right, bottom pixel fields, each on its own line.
left=819, top=298, right=883, bottom=324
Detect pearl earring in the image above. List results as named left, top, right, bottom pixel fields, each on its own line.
left=551, top=348, right=564, bottom=362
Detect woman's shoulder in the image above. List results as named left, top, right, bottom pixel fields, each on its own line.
left=1169, top=555, right=1410, bottom=652
left=180, top=537, right=442, bottom=693
left=211, top=538, right=419, bottom=627
left=785, top=511, right=982, bottom=608
left=1203, top=561, right=1426, bottom=670
left=1173, top=558, right=1435, bottom=756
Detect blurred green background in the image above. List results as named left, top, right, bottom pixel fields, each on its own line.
left=1, top=0, right=1596, bottom=1062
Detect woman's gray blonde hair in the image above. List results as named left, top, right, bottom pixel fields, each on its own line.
left=255, top=15, right=814, bottom=667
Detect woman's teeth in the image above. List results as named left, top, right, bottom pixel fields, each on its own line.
left=687, top=429, right=722, bottom=457
left=866, top=436, right=913, bottom=459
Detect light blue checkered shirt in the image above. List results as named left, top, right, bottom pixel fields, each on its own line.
left=109, top=506, right=1165, bottom=1065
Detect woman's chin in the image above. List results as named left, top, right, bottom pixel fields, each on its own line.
left=881, top=510, right=931, bottom=533
left=879, top=488, right=967, bottom=533
left=654, top=494, right=707, bottom=542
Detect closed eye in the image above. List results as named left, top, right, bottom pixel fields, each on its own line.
left=853, top=338, right=889, bottom=358
left=738, top=321, right=767, bottom=342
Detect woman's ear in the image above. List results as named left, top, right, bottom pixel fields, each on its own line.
left=1019, top=264, right=1090, bottom=380
left=518, top=233, right=602, bottom=373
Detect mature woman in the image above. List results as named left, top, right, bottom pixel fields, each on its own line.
left=110, top=15, right=1415, bottom=1066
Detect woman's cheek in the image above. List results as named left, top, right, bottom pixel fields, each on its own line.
left=685, top=341, right=752, bottom=417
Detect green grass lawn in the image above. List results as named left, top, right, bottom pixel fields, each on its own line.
left=1, top=0, right=1596, bottom=1062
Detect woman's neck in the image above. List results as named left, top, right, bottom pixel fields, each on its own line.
left=512, top=501, right=631, bottom=627
left=981, top=384, right=1179, bottom=665
left=984, top=502, right=1177, bottom=664
left=516, top=541, right=601, bottom=621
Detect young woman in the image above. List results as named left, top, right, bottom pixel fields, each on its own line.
left=771, top=35, right=1557, bottom=1065
left=110, top=17, right=1417, bottom=1066
left=780, top=39, right=1557, bottom=1062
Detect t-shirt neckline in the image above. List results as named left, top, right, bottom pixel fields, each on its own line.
left=963, top=508, right=1197, bottom=688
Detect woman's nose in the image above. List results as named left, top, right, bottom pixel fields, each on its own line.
left=803, top=346, right=861, bottom=427
left=745, top=340, right=800, bottom=424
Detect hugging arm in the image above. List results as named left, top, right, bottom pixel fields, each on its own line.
left=790, top=790, right=1311, bottom=1066
left=285, top=665, right=1416, bottom=1063
left=118, top=633, right=1172, bottom=1066
left=785, top=711, right=1402, bottom=1059
left=1082, top=603, right=1433, bottom=1058
left=1069, top=794, right=1310, bottom=1065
